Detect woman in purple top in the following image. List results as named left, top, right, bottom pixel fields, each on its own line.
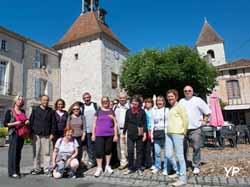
left=92, top=96, right=118, bottom=177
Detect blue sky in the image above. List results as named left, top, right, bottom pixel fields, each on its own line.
left=1, top=0, right=250, bottom=62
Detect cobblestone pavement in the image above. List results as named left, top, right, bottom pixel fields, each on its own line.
left=0, top=145, right=250, bottom=187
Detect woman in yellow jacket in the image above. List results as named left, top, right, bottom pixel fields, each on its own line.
left=165, top=89, right=188, bottom=187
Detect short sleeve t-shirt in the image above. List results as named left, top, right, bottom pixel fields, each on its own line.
left=55, top=138, right=79, bottom=158
left=84, top=103, right=96, bottom=133
left=95, top=109, right=115, bottom=137
left=68, top=116, right=84, bottom=137
left=179, top=96, right=211, bottom=129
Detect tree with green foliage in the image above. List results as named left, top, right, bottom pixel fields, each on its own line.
left=120, top=46, right=217, bottom=99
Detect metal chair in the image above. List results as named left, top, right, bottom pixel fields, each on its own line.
left=201, top=125, right=217, bottom=147
left=221, top=124, right=237, bottom=148
left=236, top=125, right=250, bottom=144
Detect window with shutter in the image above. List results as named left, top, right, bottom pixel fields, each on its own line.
left=0, top=61, right=7, bottom=94
left=226, top=80, right=241, bottom=99
left=34, top=49, right=41, bottom=68
left=40, top=53, right=47, bottom=68
left=1, top=40, right=7, bottom=51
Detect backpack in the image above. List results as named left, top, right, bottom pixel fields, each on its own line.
left=80, top=102, right=98, bottom=115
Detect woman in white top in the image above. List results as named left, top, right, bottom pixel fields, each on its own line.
left=151, top=96, right=169, bottom=175
left=52, top=127, right=79, bottom=179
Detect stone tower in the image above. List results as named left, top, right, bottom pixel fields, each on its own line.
left=53, top=0, right=128, bottom=107
left=196, top=19, right=226, bottom=66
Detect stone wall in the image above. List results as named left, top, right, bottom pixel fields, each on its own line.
left=101, top=37, right=127, bottom=100
left=59, top=39, right=103, bottom=108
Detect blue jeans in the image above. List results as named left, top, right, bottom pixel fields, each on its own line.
left=153, top=139, right=167, bottom=170
left=165, top=134, right=187, bottom=182
left=86, top=133, right=96, bottom=164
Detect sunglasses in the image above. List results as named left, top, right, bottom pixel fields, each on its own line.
left=184, top=90, right=192, bottom=93
left=72, top=108, right=80, bottom=111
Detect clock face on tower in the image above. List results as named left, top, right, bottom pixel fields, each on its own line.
left=114, top=49, right=120, bottom=60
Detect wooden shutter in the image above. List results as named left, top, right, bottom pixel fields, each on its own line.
left=47, top=81, right=53, bottom=100
left=35, top=79, right=41, bottom=99
left=226, top=80, right=240, bottom=99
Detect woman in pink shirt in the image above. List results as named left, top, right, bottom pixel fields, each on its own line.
left=4, top=96, right=29, bottom=178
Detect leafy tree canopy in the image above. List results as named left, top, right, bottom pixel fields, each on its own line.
left=120, top=46, right=217, bottom=99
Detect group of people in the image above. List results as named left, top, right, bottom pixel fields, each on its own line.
left=4, top=85, right=210, bottom=187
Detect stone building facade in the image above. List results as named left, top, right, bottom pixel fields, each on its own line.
left=217, top=59, right=250, bottom=125
left=0, top=26, right=60, bottom=124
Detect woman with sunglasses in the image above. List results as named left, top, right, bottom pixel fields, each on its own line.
left=52, top=127, right=79, bottom=179
left=67, top=102, right=86, bottom=162
left=165, top=89, right=188, bottom=187
left=92, top=96, right=118, bottom=177
left=4, top=96, right=29, bottom=178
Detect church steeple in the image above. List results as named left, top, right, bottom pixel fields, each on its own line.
left=196, top=19, right=224, bottom=47
left=196, top=19, right=226, bottom=66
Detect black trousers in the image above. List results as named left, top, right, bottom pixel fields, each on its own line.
left=74, top=136, right=83, bottom=162
left=127, top=136, right=143, bottom=171
left=8, top=133, right=24, bottom=176
left=142, top=138, right=153, bottom=168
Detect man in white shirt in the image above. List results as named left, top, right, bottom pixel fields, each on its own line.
left=179, top=85, right=210, bottom=175
left=115, top=92, right=130, bottom=170
left=80, top=92, right=98, bottom=168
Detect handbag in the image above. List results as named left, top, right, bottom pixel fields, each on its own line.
left=12, top=109, right=30, bottom=138
left=153, top=108, right=166, bottom=140
left=153, top=130, right=165, bottom=139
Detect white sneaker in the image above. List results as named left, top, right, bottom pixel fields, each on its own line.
left=168, top=173, right=179, bottom=179
left=193, top=167, right=200, bottom=175
left=162, top=169, right=168, bottom=176
left=151, top=168, right=159, bottom=174
left=172, top=179, right=187, bottom=186
left=104, top=165, right=113, bottom=174
left=150, top=165, right=157, bottom=170
left=94, top=167, right=103, bottom=177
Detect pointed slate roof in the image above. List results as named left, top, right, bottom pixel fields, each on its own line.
left=196, top=20, right=224, bottom=47
left=53, top=11, right=128, bottom=51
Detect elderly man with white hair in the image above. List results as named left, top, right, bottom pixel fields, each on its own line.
left=114, top=92, right=130, bottom=170
left=179, top=85, right=210, bottom=175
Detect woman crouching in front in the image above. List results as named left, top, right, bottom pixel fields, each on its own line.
left=52, top=127, right=79, bottom=179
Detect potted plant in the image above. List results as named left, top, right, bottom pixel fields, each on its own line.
left=0, top=127, right=8, bottom=146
